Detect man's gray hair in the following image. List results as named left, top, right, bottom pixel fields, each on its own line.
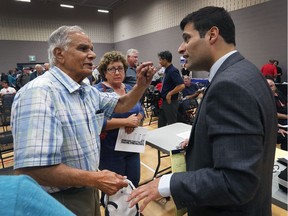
left=126, top=49, right=139, bottom=58
left=35, top=64, right=42, bottom=68
left=48, top=25, right=84, bottom=67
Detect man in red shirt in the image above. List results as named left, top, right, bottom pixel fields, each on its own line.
left=260, top=59, right=277, bottom=79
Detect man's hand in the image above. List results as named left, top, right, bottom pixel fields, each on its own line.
left=278, top=128, right=288, bottom=137
left=128, top=178, right=162, bottom=212
left=136, top=62, right=157, bottom=88
left=125, top=113, right=140, bottom=128
left=96, top=170, right=128, bottom=195
left=177, top=138, right=189, bottom=149
left=124, top=113, right=141, bottom=134
left=115, top=62, right=156, bottom=114
left=166, top=92, right=172, bottom=104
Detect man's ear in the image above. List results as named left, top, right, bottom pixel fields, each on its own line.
left=208, top=26, right=219, bottom=44
left=54, top=48, right=65, bottom=64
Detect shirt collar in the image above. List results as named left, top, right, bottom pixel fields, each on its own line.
left=128, top=64, right=136, bottom=69
left=208, top=50, right=237, bottom=82
left=50, top=66, right=91, bottom=95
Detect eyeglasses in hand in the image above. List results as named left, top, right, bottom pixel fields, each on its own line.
left=107, top=66, right=125, bottom=74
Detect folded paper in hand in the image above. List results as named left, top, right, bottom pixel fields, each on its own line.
left=115, top=127, right=148, bottom=153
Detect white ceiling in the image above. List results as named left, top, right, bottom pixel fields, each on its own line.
left=40, top=0, right=125, bottom=10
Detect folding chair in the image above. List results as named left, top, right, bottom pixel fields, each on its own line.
left=149, top=90, right=161, bottom=125
left=0, top=131, right=14, bottom=168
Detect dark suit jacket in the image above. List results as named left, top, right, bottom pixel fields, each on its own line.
left=171, top=52, right=278, bottom=216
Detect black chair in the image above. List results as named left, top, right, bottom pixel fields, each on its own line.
left=0, top=111, right=11, bottom=132
left=149, top=90, right=161, bottom=125
left=142, top=85, right=155, bottom=116
left=1, top=94, right=15, bottom=110
left=177, top=98, right=198, bottom=125
left=0, top=131, right=14, bottom=168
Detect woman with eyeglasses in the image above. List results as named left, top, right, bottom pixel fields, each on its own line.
left=94, top=51, right=144, bottom=204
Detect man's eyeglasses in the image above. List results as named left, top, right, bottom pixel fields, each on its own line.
left=107, top=66, right=125, bottom=73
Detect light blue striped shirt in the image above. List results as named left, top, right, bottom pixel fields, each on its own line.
left=11, top=66, right=119, bottom=193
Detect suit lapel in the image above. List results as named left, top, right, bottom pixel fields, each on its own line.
left=186, top=83, right=210, bottom=154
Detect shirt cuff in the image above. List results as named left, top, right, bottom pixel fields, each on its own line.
left=158, top=173, right=172, bottom=197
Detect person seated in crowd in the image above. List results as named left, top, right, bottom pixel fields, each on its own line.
left=277, top=125, right=287, bottom=150
left=30, top=64, right=44, bottom=81
left=266, top=76, right=288, bottom=150
left=274, top=60, right=283, bottom=83
left=0, top=80, right=16, bottom=96
left=177, top=75, right=201, bottom=124
left=181, top=75, right=200, bottom=99
left=181, top=63, right=191, bottom=77
left=16, top=67, right=30, bottom=90
left=266, top=76, right=288, bottom=125
left=7, top=69, right=17, bottom=88
left=1, top=72, right=9, bottom=83
left=261, top=59, right=277, bottom=80
left=94, top=51, right=145, bottom=205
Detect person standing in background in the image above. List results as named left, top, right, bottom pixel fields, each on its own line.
left=129, top=7, right=277, bottom=216
left=274, top=60, right=282, bottom=83
left=16, top=67, right=30, bottom=90
left=124, top=48, right=139, bottom=87
left=261, top=59, right=277, bottom=80
left=30, top=64, right=44, bottom=81
left=157, top=50, right=185, bottom=128
left=7, top=70, right=17, bottom=88
left=43, top=63, right=50, bottom=72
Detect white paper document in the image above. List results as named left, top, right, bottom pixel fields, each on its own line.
left=115, top=127, right=148, bottom=153
left=176, top=131, right=191, bottom=140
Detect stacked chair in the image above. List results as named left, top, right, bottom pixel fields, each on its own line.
left=0, top=94, right=15, bottom=168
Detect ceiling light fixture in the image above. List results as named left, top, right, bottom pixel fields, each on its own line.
left=98, top=9, right=109, bottom=13
left=15, top=0, right=31, bottom=2
left=60, top=4, right=74, bottom=8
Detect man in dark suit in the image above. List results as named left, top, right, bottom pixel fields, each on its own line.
left=30, top=64, right=44, bottom=81
left=128, top=6, right=277, bottom=216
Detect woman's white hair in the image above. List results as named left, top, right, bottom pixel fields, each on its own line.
left=48, top=25, right=84, bottom=67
